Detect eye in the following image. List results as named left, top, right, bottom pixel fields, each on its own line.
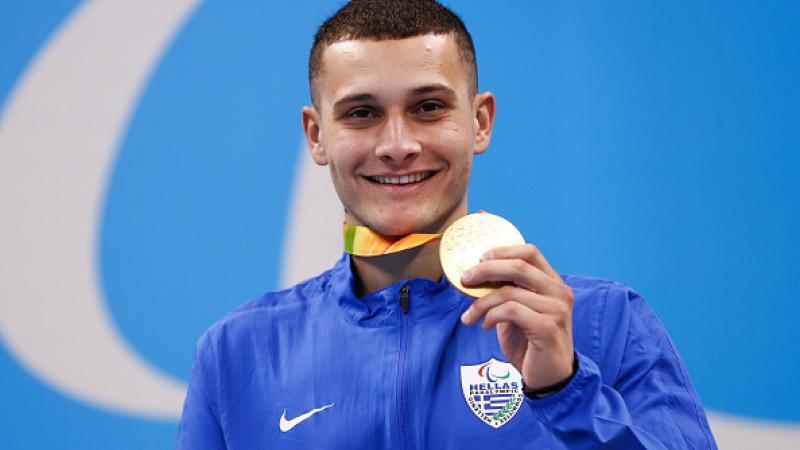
left=418, top=101, right=443, bottom=113
left=348, top=108, right=376, bottom=119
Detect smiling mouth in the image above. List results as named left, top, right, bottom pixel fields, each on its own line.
left=366, top=171, right=437, bottom=185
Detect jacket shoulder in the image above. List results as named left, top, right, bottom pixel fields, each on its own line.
left=562, top=273, right=644, bottom=311
left=561, top=274, right=650, bottom=377
left=196, top=268, right=334, bottom=350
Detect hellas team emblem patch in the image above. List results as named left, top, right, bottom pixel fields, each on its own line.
left=460, top=358, right=524, bottom=428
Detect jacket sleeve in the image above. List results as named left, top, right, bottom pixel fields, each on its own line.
left=525, top=283, right=717, bottom=449
left=176, top=336, right=227, bottom=450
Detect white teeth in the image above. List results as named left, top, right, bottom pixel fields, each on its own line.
left=370, top=171, right=432, bottom=185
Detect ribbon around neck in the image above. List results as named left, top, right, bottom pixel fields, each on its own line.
left=343, top=224, right=442, bottom=257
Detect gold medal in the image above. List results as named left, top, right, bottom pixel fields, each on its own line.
left=440, top=212, right=525, bottom=298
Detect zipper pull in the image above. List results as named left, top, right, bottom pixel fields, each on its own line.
left=399, top=284, right=410, bottom=314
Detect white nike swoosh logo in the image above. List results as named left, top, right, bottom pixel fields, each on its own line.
left=279, top=403, right=334, bottom=432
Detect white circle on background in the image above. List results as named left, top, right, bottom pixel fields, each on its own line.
left=0, top=0, right=201, bottom=419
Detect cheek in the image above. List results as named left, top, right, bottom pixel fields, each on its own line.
left=325, top=137, right=361, bottom=175
left=451, top=157, right=472, bottom=189
left=326, top=149, right=369, bottom=205
left=433, top=130, right=474, bottom=172
left=423, top=114, right=474, bottom=150
left=422, top=118, right=462, bottom=139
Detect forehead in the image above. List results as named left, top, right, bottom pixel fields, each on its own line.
left=316, top=34, right=470, bottom=104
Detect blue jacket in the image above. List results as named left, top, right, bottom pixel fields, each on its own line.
left=177, top=255, right=716, bottom=449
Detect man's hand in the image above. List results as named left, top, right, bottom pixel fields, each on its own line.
left=459, top=244, right=575, bottom=391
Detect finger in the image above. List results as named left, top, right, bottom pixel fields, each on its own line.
left=482, top=243, right=561, bottom=281
left=462, top=258, right=561, bottom=296
left=480, top=301, right=551, bottom=332
left=461, top=285, right=563, bottom=326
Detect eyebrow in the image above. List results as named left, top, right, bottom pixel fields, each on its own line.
left=408, top=83, right=456, bottom=97
left=332, top=84, right=457, bottom=111
left=333, top=93, right=376, bottom=110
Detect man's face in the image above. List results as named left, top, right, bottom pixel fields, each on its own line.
left=303, top=34, right=495, bottom=235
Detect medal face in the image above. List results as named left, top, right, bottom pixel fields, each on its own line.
left=440, top=212, right=525, bottom=298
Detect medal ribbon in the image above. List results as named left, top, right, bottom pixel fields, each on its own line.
left=343, top=224, right=442, bottom=257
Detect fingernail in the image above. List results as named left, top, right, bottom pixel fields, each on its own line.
left=461, top=308, right=472, bottom=323
left=461, top=270, right=473, bottom=283
left=480, top=250, right=492, bottom=261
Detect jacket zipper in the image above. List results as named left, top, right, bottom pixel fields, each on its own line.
left=398, top=284, right=412, bottom=450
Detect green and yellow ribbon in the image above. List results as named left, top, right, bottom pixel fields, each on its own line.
left=343, top=224, right=442, bottom=257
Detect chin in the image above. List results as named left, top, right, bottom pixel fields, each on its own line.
left=350, top=200, right=463, bottom=235
left=355, top=212, right=426, bottom=236
left=381, top=213, right=450, bottom=236
left=370, top=221, right=416, bottom=236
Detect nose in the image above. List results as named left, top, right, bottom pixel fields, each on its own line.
left=374, top=114, right=421, bottom=162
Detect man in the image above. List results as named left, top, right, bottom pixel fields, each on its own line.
left=177, top=1, right=716, bottom=448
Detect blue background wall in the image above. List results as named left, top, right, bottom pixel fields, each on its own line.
left=1, top=1, right=798, bottom=448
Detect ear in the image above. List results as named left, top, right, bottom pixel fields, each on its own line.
left=302, top=106, right=327, bottom=165
left=472, top=91, right=496, bottom=155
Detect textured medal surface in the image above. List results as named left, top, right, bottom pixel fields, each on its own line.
left=440, top=212, right=525, bottom=298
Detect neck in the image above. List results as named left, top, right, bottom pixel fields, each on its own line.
left=352, top=240, right=442, bottom=296
left=346, top=197, right=469, bottom=296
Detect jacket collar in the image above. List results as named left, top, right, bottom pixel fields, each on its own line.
left=326, top=254, right=465, bottom=327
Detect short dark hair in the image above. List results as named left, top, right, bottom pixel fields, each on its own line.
left=308, top=0, right=477, bottom=106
